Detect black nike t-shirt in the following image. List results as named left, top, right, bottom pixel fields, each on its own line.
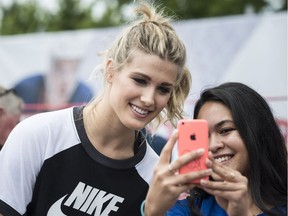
left=0, top=107, right=159, bottom=216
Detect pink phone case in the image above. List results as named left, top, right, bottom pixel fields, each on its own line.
left=177, top=119, right=209, bottom=183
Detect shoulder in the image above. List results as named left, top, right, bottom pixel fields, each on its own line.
left=200, top=195, right=227, bottom=215
left=17, top=107, right=74, bottom=130
left=167, top=199, right=190, bottom=216
left=75, top=82, right=93, bottom=95
left=2, top=107, right=82, bottom=168
left=167, top=194, right=227, bottom=216
left=135, top=143, right=159, bottom=184
left=70, top=82, right=94, bottom=102
left=6, top=107, right=76, bottom=150
left=14, top=74, right=44, bottom=86
left=13, top=74, right=44, bottom=95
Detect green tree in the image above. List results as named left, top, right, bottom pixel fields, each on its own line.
left=0, top=0, right=286, bottom=35
left=0, top=0, right=45, bottom=35
left=45, top=0, right=96, bottom=31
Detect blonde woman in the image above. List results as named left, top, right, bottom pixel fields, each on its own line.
left=0, top=1, right=191, bottom=215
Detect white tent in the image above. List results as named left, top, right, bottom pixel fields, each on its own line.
left=221, top=13, right=287, bottom=119
left=0, top=12, right=286, bottom=138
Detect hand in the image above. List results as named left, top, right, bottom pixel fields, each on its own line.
left=199, top=154, right=252, bottom=216
left=144, top=130, right=212, bottom=216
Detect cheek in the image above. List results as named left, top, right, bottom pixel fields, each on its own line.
left=112, top=74, right=132, bottom=91
left=230, top=137, right=249, bottom=172
left=156, top=95, right=170, bottom=109
left=232, top=135, right=246, bottom=153
left=111, top=81, right=136, bottom=100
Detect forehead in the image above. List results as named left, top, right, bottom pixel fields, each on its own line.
left=197, top=102, right=233, bottom=123
left=123, top=50, right=179, bottom=83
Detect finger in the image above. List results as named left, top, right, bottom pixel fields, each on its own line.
left=171, top=148, right=205, bottom=172
left=200, top=179, right=239, bottom=191
left=210, top=161, right=239, bottom=182
left=168, top=163, right=176, bottom=175
left=158, top=130, right=178, bottom=164
left=199, top=180, right=248, bottom=202
left=162, top=169, right=212, bottom=199
left=205, top=158, right=213, bottom=168
left=174, top=168, right=212, bottom=185
left=208, top=151, right=214, bottom=161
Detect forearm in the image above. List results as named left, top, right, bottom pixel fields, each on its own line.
left=144, top=205, right=166, bottom=216
left=142, top=199, right=167, bottom=216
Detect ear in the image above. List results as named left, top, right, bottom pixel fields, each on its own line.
left=105, top=59, right=115, bottom=83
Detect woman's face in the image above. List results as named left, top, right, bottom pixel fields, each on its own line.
left=197, top=101, right=249, bottom=177
left=107, top=50, right=178, bottom=130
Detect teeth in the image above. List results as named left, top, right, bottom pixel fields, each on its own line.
left=131, top=105, right=148, bottom=115
left=215, top=156, right=232, bottom=163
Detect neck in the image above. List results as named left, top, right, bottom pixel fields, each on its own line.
left=83, top=105, right=137, bottom=159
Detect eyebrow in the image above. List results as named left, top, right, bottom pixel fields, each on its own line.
left=134, top=72, right=174, bottom=87
left=214, top=120, right=234, bottom=129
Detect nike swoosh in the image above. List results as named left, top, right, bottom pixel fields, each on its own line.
left=47, top=195, right=67, bottom=216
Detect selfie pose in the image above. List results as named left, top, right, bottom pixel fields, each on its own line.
left=0, top=1, right=191, bottom=215
left=144, top=82, right=287, bottom=216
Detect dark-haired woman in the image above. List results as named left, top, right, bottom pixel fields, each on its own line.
left=144, top=82, right=287, bottom=216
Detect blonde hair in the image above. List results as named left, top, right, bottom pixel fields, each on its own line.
left=94, top=1, right=191, bottom=128
left=0, top=87, right=24, bottom=115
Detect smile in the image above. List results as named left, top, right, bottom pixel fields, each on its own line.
left=214, top=155, right=232, bottom=163
left=130, top=104, right=149, bottom=115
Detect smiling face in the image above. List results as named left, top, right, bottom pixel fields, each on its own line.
left=197, top=101, right=249, bottom=177
left=107, top=50, right=178, bottom=130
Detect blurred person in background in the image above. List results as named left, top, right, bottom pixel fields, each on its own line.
left=13, top=41, right=94, bottom=114
left=0, top=86, right=24, bottom=150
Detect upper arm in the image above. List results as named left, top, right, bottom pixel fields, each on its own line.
left=0, top=119, right=45, bottom=214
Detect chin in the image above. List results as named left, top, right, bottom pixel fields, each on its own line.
left=127, top=122, right=147, bottom=131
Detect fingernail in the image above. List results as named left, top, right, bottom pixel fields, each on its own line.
left=206, top=159, right=212, bottom=167
left=205, top=169, right=212, bottom=174
left=196, top=148, right=205, bottom=154
left=200, top=179, right=208, bottom=185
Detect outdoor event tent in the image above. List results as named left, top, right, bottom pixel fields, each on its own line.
left=0, top=12, right=286, bottom=139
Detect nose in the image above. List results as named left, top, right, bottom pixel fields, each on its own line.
left=209, top=134, right=224, bottom=153
left=140, top=88, right=155, bottom=107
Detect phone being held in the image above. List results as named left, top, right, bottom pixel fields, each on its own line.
left=177, top=119, right=209, bottom=184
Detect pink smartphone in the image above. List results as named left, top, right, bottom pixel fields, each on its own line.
left=177, top=119, right=209, bottom=183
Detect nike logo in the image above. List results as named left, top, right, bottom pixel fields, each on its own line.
left=47, top=181, right=125, bottom=215
left=47, top=195, right=67, bottom=216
